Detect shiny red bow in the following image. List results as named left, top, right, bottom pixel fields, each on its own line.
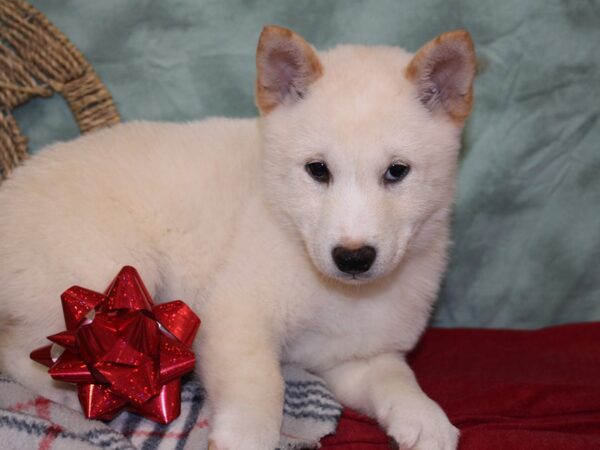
left=30, top=266, right=200, bottom=424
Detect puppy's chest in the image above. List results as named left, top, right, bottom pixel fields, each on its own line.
left=283, top=295, right=415, bottom=371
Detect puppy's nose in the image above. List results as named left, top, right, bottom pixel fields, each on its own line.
left=332, top=245, right=377, bottom=275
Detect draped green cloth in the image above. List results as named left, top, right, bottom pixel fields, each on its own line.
left=21, top=0, right=600, bottom=328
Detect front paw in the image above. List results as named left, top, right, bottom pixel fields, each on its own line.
left=386, top=395, right=458, bottom=450
left=208, top=408, right=281, bottom=450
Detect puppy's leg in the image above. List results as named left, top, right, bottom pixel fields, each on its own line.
left=197, top=211, right=291, bottom=449
left=320, top=353, right=458, bottom=450
left=199, top=288, right=284, bottom=450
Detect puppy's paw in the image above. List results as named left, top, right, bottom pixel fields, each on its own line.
left=208, top=409, right=280, bottom=450
left=386, top=395, right=458, bottom=450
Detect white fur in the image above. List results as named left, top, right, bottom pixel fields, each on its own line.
left=0, top=42, right=463, bottom=449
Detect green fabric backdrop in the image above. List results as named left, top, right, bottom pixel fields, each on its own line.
left=19, top=0, right=600, bottom=328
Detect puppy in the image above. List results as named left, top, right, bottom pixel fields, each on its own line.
left=0, top=26, right=475, bottom=449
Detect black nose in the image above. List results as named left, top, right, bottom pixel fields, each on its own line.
left=332, top=246, right=377, bottom=275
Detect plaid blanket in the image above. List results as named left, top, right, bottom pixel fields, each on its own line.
left=0, top=366, right=341, bottom=450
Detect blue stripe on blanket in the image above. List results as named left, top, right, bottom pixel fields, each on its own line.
left=284, top=409, right=340, bottom=422
left=284, top=398, right=342, bottom=413
left=120, top=415, right=143, bottom=440
left=139, top=422, right=167, bottom=450
left=174, top=388, right=204, bottom=450
left=284, top=380, right=329, bottom=390
left=284, top=387, right=338, bottom=402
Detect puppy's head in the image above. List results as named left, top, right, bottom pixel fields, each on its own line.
left=256, top=26, right=475, bottom=283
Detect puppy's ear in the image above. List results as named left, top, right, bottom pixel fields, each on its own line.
left=256, top=25, right=323, bottom=115
left=405, top=30, right=476, bottom=125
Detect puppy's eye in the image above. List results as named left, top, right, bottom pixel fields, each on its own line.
left=383, top=163, right=410, bottom=184
left=305, top=161, right=331, bottom=183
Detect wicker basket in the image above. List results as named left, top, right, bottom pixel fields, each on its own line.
left=0, top=0, right=120, bottom=180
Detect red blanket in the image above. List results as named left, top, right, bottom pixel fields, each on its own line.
left=321, top=323, right=600, bottom=449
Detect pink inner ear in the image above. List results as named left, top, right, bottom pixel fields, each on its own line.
left=423, top=53, right=469, bottom=108
left=266, top=46, right=305, bottom=101
left=432, top=57, right=466, bottom=92
left=407, top=31, right=475, bottom=123
left=256, top=26, right=323, bottom=114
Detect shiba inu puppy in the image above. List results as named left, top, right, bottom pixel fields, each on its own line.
left=0, top=25, right=475, bottom=449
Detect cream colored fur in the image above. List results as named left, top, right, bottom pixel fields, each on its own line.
left=0, top=27, right=474, bottom=450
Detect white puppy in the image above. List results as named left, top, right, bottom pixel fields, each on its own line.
left=0, top=26, right=475, bottom=450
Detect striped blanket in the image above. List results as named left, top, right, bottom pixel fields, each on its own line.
left=0, top=366, right=341, bottom=450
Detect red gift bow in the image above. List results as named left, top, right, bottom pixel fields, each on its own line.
left=30, top=266, right=200, bottom=424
